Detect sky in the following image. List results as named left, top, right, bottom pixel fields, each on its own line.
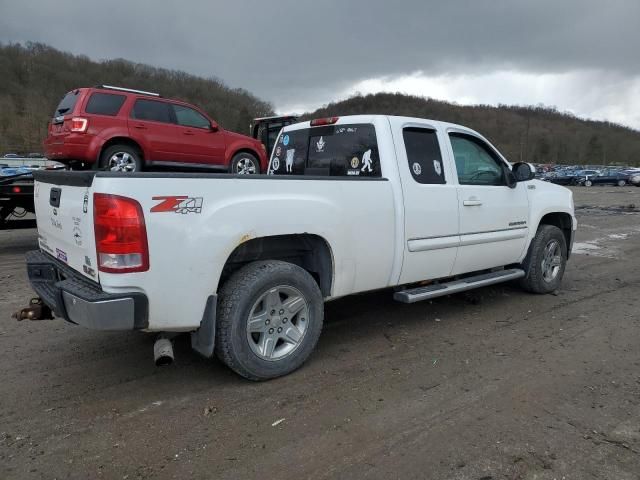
left=1, top=0, right=639, bottom=129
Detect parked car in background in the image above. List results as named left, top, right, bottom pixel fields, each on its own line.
left=542, top=172, right=576, bottom=185
left=582, top=168, right=631, bottom=187
left=44, top=86, right=267, bottom=173
left=628, top=171, right=640, bottom=186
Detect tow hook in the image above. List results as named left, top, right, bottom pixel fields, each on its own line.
left=12, top=298, right=54, bottom=321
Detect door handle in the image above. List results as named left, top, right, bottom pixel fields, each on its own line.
left=183, top=130, right=195, bottom=136
left=133, top=123, right=147, bottom=130
left=463, top=199, right=483, bottom=206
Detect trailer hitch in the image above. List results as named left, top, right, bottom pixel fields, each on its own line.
left=12, top=298, right=54, bottom=321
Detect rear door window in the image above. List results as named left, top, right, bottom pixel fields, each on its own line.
left=403, top=128, right=446, bottom=184
left=269, top=124, right=380, bottom=177
left=131, top=99, right=173, bottom=124
left=85, top=92, right=127, bottom=116
left=172, top=104, right=211, bottom=129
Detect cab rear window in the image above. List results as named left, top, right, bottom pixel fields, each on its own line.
left=268, top=124, right=380, bottom=177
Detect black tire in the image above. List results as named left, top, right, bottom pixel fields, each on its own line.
left=216, top=261, right=323, bottom=380
left=584, top=179, right=593, bottom=187
left=519, top=225, right=568, bottom=294
left=99, top=144, right=143, bottom=173
left=617, top=179, right=626, bottom=187
left=230, top=152, right=260, bottom=174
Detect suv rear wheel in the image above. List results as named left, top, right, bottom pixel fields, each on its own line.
left=100, top=144, right=143, bottom=173
left=230, top=152, right=260, bottom=174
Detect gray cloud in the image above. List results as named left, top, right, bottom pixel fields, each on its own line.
left=1, top=0, right=639, bottom=124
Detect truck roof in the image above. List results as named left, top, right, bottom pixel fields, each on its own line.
left=285, top=114, right=479, bottom=136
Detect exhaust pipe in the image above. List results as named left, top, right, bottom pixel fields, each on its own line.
left=12, top=298, right=54, bottom=321
left=154, top=336, right=174, bottom=366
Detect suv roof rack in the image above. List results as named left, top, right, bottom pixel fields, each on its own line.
left=95, top=85, right=161, bottom=97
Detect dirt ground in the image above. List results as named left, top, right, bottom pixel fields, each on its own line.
left=1, top=186, right=639, bottom=480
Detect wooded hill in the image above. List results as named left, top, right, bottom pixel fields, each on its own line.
left=0, top=43, right=273, bottom=153
left=306, top=93, right=640, bottom=166
left=2, top=43, right=639, bottom=166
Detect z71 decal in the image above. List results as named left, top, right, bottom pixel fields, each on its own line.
left=151, top=196, right=203, bottom=214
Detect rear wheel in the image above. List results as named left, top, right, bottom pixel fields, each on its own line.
left=519, top=225, right=568, bottom=294
left=100, top=144, right=143, bottom=173
left=230, top=152, right=260, bottom=174
left=216, top=261, right=323, bottom=380
left=584, top=179, right=593, bottom=187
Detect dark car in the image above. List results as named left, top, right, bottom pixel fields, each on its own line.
left=44, top=85, right=267, bottom=173
left=542, top=172, right=576, bottom=185
left=583, top=168, right=631, bottom=187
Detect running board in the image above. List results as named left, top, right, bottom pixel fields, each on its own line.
left=393, top=268, right=525, bottom=304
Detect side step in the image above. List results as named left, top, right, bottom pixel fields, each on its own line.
left=393, top=268, right=525, bottom=304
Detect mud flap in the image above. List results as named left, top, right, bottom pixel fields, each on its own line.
left=190, top=295, right=216, bottom=358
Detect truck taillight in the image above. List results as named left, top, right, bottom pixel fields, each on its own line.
left=94, top=193, right=149, bottom=273
left=70, top=117, right=88, bottom=132
left=310, top=117, right=339, bottom=126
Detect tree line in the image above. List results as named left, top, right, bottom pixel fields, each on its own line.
left=2, top=42, right=640, bottom=166
left=0, top=42, right=273, bottom=154
left=305, top=93, right=640, bottom=167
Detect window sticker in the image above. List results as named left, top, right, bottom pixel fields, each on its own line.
left=361, top=149, right=373, bottom=173
left=275, top=146, right=282, bottom=156
left=433, top=160, right=442, bottom=176
left=412, top=162, right=422, bottom=175
left=285, top=149, right=295, bottom=172
left=316, top=136, right=326, bottom=153
left=350, top=157, right=360, bottom=169
left=272, top=157, right=280, bottom=171
left=282, top=135, right=290, bottom=146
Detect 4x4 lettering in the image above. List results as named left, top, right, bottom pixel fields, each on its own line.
left=150, top=196, right=188, bottom=213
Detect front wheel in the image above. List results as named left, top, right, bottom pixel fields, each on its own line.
left=617, top=179, right=627, bottom=187
left=519, top=225, right=568, bottom=294
left=584, top=179, right=593, bottom=187
left=230, top=152, right=260, bottom=174
left=216, top=261, right=323, bottom=380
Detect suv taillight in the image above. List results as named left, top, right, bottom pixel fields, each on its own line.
left=70, top=117, right=88, bottom=132
left=94, top=194, right=149, bottom=273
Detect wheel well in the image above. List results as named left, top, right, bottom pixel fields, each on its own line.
left=220, top=234, right=333, bottom=296
left=232, top=148, right=259, bottom=159
left=99, top=137, right=144, bottom=163
left=539, top=212, right=573, bottom=256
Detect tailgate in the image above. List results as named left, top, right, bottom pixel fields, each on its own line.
left=33, top=171, right=99, bottom=281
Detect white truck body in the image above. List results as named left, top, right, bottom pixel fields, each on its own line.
left=26, top=115, right=576, bottom=377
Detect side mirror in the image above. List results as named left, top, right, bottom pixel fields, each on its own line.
left=512, top=162, right=536, bottom=182
left=210, top=121, right=219, bottom=132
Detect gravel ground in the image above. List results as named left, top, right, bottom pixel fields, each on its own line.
left=1, top=186, right=639, bottom=480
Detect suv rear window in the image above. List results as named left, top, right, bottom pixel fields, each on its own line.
left=269, top=124, right=380, bottom=177
left=131, top=99, right=173, bottom=123
left=85, top=92, right=126, bottom=116
left=53, top=90, right=80, bottom=120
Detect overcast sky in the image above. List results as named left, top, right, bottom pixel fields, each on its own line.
left=2, top=0, right=639, bottom=129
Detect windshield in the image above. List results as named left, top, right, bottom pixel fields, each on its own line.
left=268, top=123, right=380, bottom=177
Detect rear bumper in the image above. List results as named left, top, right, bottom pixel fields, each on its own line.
left=44, top=134, right=98, bottom=164
left=26, top=250, right=148, bottom=330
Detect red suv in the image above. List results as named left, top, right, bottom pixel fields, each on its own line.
left=44, top=86, right=267, bottom=173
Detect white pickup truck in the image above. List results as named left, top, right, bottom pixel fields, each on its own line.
left=21, top=115, right=576, bottom=380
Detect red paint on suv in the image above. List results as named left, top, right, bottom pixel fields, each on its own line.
left=44, top=86, right=267, bottom=173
